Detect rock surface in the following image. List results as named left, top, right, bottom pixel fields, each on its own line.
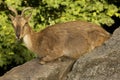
left=0, top=27, right=120, bottom=80
left=0, top=59, right=74, bottom=80
left=66, top=27, right=120, bottom=80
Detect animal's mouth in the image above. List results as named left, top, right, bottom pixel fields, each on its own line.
left=16, top=37, right=23, bottom=43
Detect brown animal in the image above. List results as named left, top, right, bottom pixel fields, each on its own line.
left=9, top=7, right=110, bottom=64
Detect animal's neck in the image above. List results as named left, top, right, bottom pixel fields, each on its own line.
left=23, top=25, right=35, bottom=50
left=23, top=24, right=43, bottom=51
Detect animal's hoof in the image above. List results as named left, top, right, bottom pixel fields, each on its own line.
left=39, top=61, right=46, bottom=65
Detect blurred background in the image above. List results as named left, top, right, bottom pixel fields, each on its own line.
left=0, top=0, right=120, bottom=76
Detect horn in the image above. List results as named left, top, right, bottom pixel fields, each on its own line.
left=21, top=7, right=32, bottom=16
left=8, top=7, right=18, bottom=16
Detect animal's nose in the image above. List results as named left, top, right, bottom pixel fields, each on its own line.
left=16, top=33, right=20, bottom=40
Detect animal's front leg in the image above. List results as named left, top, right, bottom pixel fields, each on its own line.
left=40, top=51, right=64, bottom=64
left=39, top=55, right=54, bottom=64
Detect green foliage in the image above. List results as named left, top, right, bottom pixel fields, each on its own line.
left=41, top=0, right=120, bottom=26
left=18, top=0, right=120, bottom=31
left=0, top=0, right=120, bottom=74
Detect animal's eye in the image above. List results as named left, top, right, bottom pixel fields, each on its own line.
left=22, top=23, right=27, bottom=30
left=23, top=22, right=28, bottom=28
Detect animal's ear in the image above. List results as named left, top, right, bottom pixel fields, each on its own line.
left=21, top=7, right=32, bottom=21
left=8, top=6, right=17, bottom=20
left=9, top=14, right=15, bottom=21
left=25, top=12, right=32, bottom=21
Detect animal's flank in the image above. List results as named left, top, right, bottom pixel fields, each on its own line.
left=9, top=7, right=110, bottom=64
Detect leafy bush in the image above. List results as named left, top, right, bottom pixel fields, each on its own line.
left=0, top=0, right=120, bottom=75
left=24, top=0, right=120, bottom=27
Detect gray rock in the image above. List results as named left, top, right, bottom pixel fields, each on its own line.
left=0, top=59, right=74, bottom=80
left=66, top=27, right=120, bottom=80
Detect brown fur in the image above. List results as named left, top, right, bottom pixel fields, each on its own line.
left=9, top=7, right=110, bottom=64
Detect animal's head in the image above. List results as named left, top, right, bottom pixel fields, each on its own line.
left=9, top=7, right=32, bottom=40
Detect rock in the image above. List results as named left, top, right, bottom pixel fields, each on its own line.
left=0, top=59, right=74, bottom=80
left=66, top=27, right=120, bottom=80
